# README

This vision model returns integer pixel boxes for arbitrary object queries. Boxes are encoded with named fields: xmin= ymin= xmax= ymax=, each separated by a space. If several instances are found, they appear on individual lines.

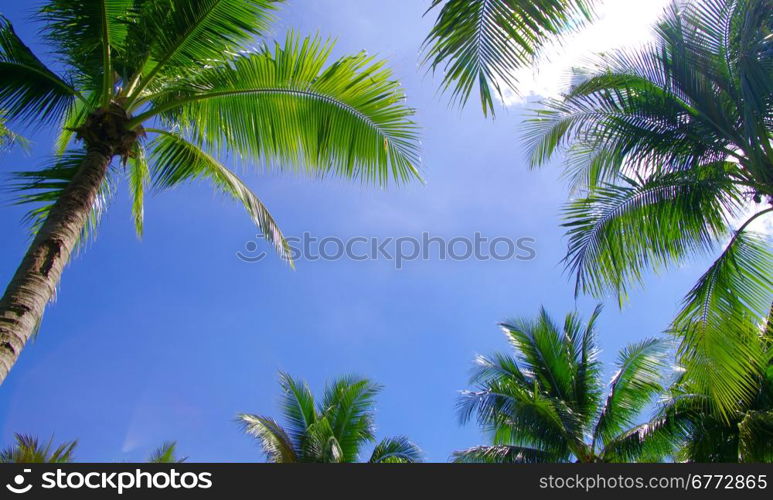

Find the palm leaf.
xmin=0 ymin=114 xmax=27 ymax=151
xmin=452 ymin=444 xmax=557 ymax=463
xmin=738 ymin=410 xmax=773 ymax=462
xmin=0 ymin=434 xmax=76 ymax=463
xmin=600 ymin=414 xmax=686 ymax=463
xmin=562 ymin=166 xmax=744 ymax=299
xmin=127 ymin=142 xmax=149 ymax=237
xmin=368 ymin=436 xmax=422 ymax=463
xmin=320 ymin=376 xmax=380 ymax=462
xmin=423 ymin=0 xmax=597 ymax=116
xmin=0 ymin=15 xmax=80 ymax=126
xmin=592 ymin=338 xmax=668 ymax=449
xmin=10 ymin=151 xmax=115 ymax=247
xmin=147 ymin=441 xmax=186 ymax=463
xmin=137 ymin=33 xmax=421 ymax=185
xmin=147 ymin=130 xmax=291 ymax=263
xmin=124 ymin=0 xmax=278 ymax=101
xmin=238 ymin=413 xmax=298 ymax=463
xmin=276 ymin=372 xmax=317 ymax=456
xmin=500 ymin=308 xmax=580 ymax=406
xmin=673 ymin=217 xmax=773 ymax=419
xmin=38 ymin=0 xmax=132 ymax=99
xmin=459 ymin=359 xmax=574 ymax=458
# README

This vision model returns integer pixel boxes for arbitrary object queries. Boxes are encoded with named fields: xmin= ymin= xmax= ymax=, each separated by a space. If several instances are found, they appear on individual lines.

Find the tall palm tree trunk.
xmin=0 ymin=148 xmax=112 ymax=384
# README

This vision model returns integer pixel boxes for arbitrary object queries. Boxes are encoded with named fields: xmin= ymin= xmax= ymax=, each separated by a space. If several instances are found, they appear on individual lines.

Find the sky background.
xmin=0 ymin=0 xmax=718 ymax=462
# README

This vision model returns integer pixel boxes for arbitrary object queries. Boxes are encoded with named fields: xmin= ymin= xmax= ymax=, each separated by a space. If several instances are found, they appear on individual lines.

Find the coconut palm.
xmin=639 ymin=315 xmax=773 ymax=462
xmin=238 ymin=373 xmax=422 ymax=463
xmin=422 ymin=0 xmax=598 ymax=116
xmin=454 ymin=306 xmax=672 ymax=463
xmin=0 ymin=0 xmax=420 ymax=384
xmin=0 ymin=434 xmax=76 ymax=463
xmin=653 ymin=372 xmax=773 ymax=462
xmin=525 ymin=0 xmax=773 ymax=417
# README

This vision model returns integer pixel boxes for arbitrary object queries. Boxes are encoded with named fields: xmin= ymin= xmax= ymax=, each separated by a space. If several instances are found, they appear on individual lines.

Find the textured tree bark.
xmin=0 ymin=147 xmax=112 ymax=384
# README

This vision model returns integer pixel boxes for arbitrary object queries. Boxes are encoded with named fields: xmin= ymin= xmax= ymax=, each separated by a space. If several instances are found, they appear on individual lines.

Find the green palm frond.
xmin=146 ymin=129 xmax=291 ymax=262
xmin=422 ymin=0 xmax=597 ymax=116
xmin=573 ymin=304 xmax=603 ymax=423
xmin=368 ymin=436 xmax=422 ymax=463
xmin=320 ymin=376 xmax=380 ymax=462
xmin=599 ymin=415 xmax=685 ymax=463
xmin=147 ymin=441 xmax=186 ymax=463
xmin=649 ymin=337 xmax=773 ymax=464
xmin=302 ymin=417 xmax=343 ymax=463
xmin=0 ymin=114 xmax=26 ymax=151
xmin=124 ymin=0 xmax=278 ymax=101
xmin=458 ymin=380 xmax=574 ymax=459
xmin=452 ymin=444 xmax=555 ymax=463
xmin=138 ymin=33 xmax=420 ymax=185
xmin=127 ymin=142 xmax=149 ymax=237
xmin=238 ymin=413 xmax=298 ymax=463
xmin=738 ymin=410 xmax=773 ymax=462
xmin=39 ymin=0 xmax=132 ymax=101
xmin=500 ymin=307 xmax=602 ymax=419
xmin=592 ymin=338 xmax=668 ymax=449
xmin=0 ymin=15 xmax=80 ymax=126
xmin=0 ymin=434 xmax=76 ymax=463
xmin=459 ymin=350 xmax=577 ymax=459
xmin=10 ymin=151 xmax=115 ymax=247
xmin=673 ymin=219 xmax=773 ymax=418
xmin=277 ymin=372 xmax=317 ymax=456
xmin=563 ymin=166 xmax=745 ymax=299
xmin=54 ymin=91 xmax=99 ymax=155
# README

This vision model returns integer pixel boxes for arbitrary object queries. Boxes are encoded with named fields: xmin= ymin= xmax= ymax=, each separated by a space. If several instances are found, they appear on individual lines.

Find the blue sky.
xmin=0 ymin=0 xmax=713 ymax=462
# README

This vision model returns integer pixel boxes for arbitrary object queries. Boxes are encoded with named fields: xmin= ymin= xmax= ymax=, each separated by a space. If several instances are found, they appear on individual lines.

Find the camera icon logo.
xmin=6 ymin=469 xmax=32 ymax=494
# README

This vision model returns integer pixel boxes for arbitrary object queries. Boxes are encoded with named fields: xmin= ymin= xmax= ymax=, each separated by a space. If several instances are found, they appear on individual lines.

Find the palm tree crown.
xmin=0 ymin=0 xmax=421 ymax=384
xmin=455 ymin=306 xmax=671 ymax=463
xmin=525 ymin=0 xmax=772 ymax=416
xmin=239 ymin=373 xmax=422 ymax=463
xmin=0 ymin=434 xmax=76 ymax=463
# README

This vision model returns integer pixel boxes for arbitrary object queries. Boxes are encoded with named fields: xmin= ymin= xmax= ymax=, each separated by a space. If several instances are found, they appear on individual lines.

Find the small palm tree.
xmin=238 ymin=373 xmax=422 ymax=463
xmin=454 ymin=306 xmax=671 ymax=463
xmin=422 ymin=0 xmax=598 ymax=115
xmin=525 ymin=0 xmax=772 ymax=416
xmin=0 ymin=1 xmax=420 ymax=384
xmin=0 ymin=434 xmax=76 ymax=463
xmin=147 ymin=441 xmax=186 ymax=463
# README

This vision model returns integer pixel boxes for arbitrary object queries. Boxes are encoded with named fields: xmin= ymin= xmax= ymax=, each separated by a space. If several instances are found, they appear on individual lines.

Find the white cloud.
xmin=501 ymin=0 xmax=673 ymax=104
xmin=739 ymin=207 xmax=773 ymax=237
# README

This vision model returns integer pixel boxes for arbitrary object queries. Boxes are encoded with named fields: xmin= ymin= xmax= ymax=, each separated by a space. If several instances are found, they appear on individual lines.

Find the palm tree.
xmin=454 ymin=306 xmax=672 ymax=463
xmin=0 ymin=434 xmax=76 ymax=463
xmin=525 ymin=0 xmax=773 ymax=417
xmin=422 ymin=0 xmax=598 ymax=116
xmin=641 ymin=315 xmax=773 ymax=462
xmin=147 ymin=441 xmax=186 ymax=463
xmin=238 ymin=373 xmax=422 ymax=463
xmin=0 ymin=1 xmax=420 ymax=384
